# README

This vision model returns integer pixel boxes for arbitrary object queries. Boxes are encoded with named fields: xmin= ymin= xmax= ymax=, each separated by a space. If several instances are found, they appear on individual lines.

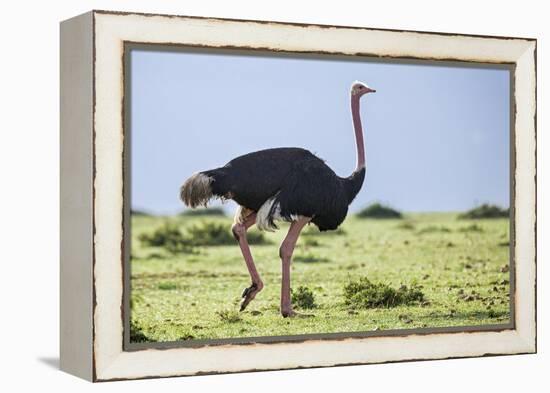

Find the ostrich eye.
xmin=359 ymin=86 xmax=364 ymax=89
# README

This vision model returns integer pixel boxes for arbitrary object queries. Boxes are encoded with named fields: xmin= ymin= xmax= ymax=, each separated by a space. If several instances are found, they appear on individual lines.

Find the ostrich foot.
xmin=281 ymin=308 xmax=314 ymax=318
xmin=240 ymin=282 xmax=263 ymax=311
xmin=281 ymin=308 xmax=296 ymax=318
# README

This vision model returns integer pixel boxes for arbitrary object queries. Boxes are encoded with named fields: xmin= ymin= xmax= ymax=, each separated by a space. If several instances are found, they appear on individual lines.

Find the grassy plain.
xmin=130 ymin=212 xmax=511 ymax=343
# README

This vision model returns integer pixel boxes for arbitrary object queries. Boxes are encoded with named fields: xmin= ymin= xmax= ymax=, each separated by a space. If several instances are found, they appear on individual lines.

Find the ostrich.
xmin=180 ymin=81 xmax=375 ymax=317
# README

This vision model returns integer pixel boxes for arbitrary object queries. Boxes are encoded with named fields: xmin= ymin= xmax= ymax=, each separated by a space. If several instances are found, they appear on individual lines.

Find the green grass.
xmin=130 ymin=212 xmax=511 ymax=343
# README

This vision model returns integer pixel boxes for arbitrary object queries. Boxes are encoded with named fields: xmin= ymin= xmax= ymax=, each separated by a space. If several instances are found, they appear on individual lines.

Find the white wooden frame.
xmin=60 ymin=10 xmax=537 ymax=382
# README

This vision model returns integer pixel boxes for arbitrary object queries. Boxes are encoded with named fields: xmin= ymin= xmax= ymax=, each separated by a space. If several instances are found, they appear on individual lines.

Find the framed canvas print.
xmin=60 ymin=10 xmax=537 ymax=381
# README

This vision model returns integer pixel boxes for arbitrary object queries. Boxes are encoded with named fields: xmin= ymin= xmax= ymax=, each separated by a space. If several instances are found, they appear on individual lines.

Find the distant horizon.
xmin=130 ymin=203 xmax=510 ymax=217
xmin=130 ymin=48 xmax=510 ymax=216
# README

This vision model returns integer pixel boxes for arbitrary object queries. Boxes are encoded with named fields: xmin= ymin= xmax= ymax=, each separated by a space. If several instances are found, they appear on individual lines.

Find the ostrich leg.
xmin=232 ymin=211 xmax=263 ymax=311
xmin=279 ymin=217 xmax=311 ymax=317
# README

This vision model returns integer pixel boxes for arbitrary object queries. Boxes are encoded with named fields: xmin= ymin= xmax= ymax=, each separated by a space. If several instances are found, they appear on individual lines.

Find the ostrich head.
xmin=351 ymin=81 xmax=376 ymax=97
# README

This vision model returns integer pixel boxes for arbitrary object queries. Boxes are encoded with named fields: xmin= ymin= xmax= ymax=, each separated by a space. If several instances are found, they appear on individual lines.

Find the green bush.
xmin=343 ymin=277 xmax=424 ymax=309
xmin=139 ymin=221 xmax=269 ymax=252
xmin=302 ymin=226 xmax=346 ymax=236
xmin=245 ymin=230 xmax=268 ymax=245
xmin=458 ymin=204 xmax=509 ymax=219
xmin=357 ymin=203 xmax=402 ymax=219
xmin=180 ymin=207 xmax=226 ymax=217
xmin=185 ymin=221 xmax=234 ymax=245
xmin=131 ymin=209 xmax=151 ymax=216
xmin=138 ymin=223 xmax=195 ymax=254
xmin=291 ymin=286 xmax=317 ymax=309
xmin=185 ymin=221 xmax=269 ymax=246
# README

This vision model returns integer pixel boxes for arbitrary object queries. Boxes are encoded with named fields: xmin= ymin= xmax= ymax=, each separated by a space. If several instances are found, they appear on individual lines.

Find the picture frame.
xmin=60 ymin=10 xmax=537 ymax=382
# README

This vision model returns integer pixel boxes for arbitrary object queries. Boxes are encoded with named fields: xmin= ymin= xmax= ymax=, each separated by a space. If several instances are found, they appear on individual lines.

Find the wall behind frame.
xmin=59 ymin=11 xmax=94 ymax=381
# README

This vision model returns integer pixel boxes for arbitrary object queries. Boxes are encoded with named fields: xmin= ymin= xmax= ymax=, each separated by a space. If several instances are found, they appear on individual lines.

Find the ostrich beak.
xmin=366 ymin=87 xmax=376 ymax=93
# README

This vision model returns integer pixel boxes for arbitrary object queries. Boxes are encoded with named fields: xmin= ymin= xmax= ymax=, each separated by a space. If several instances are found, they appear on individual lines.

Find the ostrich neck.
xmin=351 ymin=94 xmax=366 ymax=171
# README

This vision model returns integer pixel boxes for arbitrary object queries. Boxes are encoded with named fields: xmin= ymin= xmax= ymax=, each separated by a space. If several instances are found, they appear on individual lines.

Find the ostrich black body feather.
xmin=201 ymin=147 xmax=365 ymax=231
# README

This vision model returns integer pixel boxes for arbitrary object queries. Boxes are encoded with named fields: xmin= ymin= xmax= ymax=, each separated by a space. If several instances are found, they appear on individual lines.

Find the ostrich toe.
xmin=239 ymin=282 xmax=262 ymax=311
xmin=281 ymin=308 xmax=314 ymax=318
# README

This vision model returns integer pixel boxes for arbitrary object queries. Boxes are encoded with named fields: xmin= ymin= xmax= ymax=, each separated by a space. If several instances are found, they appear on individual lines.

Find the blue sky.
xmin=130 ymin=48 xmax=510 ymax=215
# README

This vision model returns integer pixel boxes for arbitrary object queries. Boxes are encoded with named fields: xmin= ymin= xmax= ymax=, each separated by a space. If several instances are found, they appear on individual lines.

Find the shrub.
xmin=343 ymin=277 xmax=425 ymax=309
xmin=139 ymin=221 xmax=270 ymax=253
xmin=185 ymin=221 xmax=269 ymax=246
xmin=302 ymin=226 xmax=346 ymax=237
xmin=357 ymin=203 xmax=402 ymax=219
xmin=138 ymin=223 xmax=195 ymax=254
xmin=291 ymin=286 xmax=317 ymax=309
xmin=180 ymin=207 xmax=226 ymax=217
xmin=458 ymin=204 xmax=509 ymax=219
xmin=185 ymin=221 xmax=234 ymax=245
xmin=131 ymin=209 xmax=151 ymax=216
xmin=246 ymin=230 xmax=268 ymax=245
